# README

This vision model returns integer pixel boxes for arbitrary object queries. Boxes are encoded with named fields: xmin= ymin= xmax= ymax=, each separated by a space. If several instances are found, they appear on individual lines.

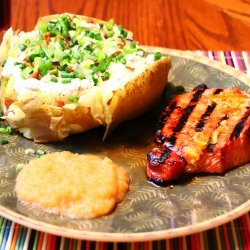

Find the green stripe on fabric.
xmin=0 ymin=218 xmax=7 ymax=247
xmin=32 ymin=231 xmax=39 ymax=250
xmin=234 ymin=219 xmax=243 ymax=249
xmin=16 ymin=226 xmax=24 ymax=250
xmin=19 ymin=227 xmax=28 ymax=249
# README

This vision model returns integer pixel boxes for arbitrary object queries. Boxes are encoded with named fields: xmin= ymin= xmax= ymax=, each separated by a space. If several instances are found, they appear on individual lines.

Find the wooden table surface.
xmin=7 ymin=0 xmax=250 ymax=50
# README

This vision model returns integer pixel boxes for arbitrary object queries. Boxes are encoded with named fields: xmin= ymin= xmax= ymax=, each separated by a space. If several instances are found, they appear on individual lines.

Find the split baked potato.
xmin=0 ymin=13 xmax=171 ymax=142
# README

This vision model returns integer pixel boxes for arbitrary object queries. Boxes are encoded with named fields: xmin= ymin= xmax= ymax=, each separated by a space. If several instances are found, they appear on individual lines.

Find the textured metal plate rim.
xmin=0 ymin=198 xmax=249 ymax=242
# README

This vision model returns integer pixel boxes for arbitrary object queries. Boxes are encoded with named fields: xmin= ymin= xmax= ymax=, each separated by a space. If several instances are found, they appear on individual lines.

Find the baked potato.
xmin=0 ymin=13 xmax=171 ymax=142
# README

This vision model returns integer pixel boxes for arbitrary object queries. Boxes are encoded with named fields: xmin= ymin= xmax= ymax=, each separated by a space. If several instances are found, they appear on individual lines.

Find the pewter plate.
xmin=0 ymin=48 xmax=249 ymax=242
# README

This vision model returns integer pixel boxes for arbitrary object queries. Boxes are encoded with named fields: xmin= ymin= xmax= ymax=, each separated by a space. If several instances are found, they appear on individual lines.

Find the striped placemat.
xmin=0 ymin=51 xmax=250 ymax=250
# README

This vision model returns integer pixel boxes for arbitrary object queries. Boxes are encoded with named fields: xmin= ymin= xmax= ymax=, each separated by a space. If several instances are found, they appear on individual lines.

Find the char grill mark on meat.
xmin=158 ymin=84 xmax=208 ymax=149
xmin=214 ymin=88 xmax=223 ymax=95
xmin=173 ymin=84 xmax=208 ymax=133
xmin=147 ymin=84 xmax=250 ymax=185
xmin=230 ymin=108 xmax=250 ymax=140
xmin=196 ymin=103 xmax=217 ymax=132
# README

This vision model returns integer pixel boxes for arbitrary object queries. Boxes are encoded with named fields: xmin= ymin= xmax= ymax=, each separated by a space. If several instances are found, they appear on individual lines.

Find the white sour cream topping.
xmin=1 ymin=19 xmax=156 ymax=99
xmin=2 ymin=46 xmax=154 ymax=97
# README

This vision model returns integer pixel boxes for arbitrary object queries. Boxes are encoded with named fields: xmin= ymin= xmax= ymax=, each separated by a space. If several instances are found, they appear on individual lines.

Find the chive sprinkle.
xmin=0 ymin=126 xmax=11 ymax=135
xmin=0 ymin=138 xmax=9 ymax=145
xmin=68 ymin=96 xmax=79 ymax=103
xmin=18 ymin=43 xmax=27 ymax=51
xmin=35 ymin=149 xmax=46 ymax=157
xmin=154 ymin=52 xmax=162 ymax=61
xmin=61 ymin=78 xmax=72 ymax=84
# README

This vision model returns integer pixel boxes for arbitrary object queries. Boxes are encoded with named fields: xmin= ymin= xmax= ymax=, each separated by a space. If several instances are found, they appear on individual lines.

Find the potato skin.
xmin=103 ymin=56 xmax=171 ymax=139
xmin=0 ymin=14 xmax=171 ymax=142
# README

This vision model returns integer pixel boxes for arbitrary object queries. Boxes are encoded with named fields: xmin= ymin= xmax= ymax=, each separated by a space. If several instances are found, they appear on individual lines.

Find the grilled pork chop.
xmin=147 ymin=84 xmax=250 ymax=185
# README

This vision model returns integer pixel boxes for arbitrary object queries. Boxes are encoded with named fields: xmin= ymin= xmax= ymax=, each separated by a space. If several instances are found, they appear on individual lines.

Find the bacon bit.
xmin=87 ymin=17 xmax=95 ymax=24
xmin=102 ymin=29 xmax=108 ymax=39
xmin=68 ymin=66 xmax=74 ymax=72
xmin=5 ymin=97 xmax=14 ymax=109
xmin=117 ymin=38 xmax=125 ymax=49
xmin=112 ymin=51 xmax=121 ymax=57
xmin=30 ymin=70 xmax=40 ymax=79
xmin=55 ymin=100 xmax=65 ymax=107
xmin=43 ymin=32 xmax=51 ymax=44
xmin=55 ymin=35 xmax=69 ymax=48
xmin=55 ymin=35 xmax=65 ymax=41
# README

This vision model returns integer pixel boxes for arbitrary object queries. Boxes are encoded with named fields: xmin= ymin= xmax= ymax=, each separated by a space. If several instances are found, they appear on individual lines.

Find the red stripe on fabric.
xmin=190 ymin=234 xmax=197 ymax=250
xmin=144 ymin=241 xmax=149 ymax=250
xmin=10 ymin=224 xmax=20 ymax=250
xmin=99 ymin=241 xmax=104 ymax=250
xmin=68 ymin=238 xmax=73 ymax=250
xmin=50 ymin=235 xmax=56 ymax=250
xmin=37 ymin=232 xmax=44 ymax=250
xmin=196 ymin=233 xmax=201 ymax=250
xmin=46 ymin=234 xmax=51 ymax=250
xmin=223 ymin=224 xmax=231 ymax=250
xmin=134 ymin=242 xmax=139 ymax=250
xmin=178 ymin=236 xmax=183 ymax=250
xmin=242 ymin=215 xmax=250 ymax=247
xmin=86 ymin=240 xmax=90 ymax=250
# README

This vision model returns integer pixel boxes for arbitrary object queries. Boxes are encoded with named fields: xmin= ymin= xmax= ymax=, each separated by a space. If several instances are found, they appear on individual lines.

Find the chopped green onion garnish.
xmin=29 ymin=53 xmax=40 ymax=62
xmin=51 ymin=77 xmax=58 ymax=83
xmin=57 ymin=64 xmax=68 ymax=71
xmin=39 ymin=60 xmax=52 ymax=77
xmin=94 ymin=33 xmax=102 ymax=41
xmin=16 ymin=163 xmax=24 ymax=172
xmin=154 ymin=52 xmax=162 ymax=61
xmin=39 ymin=23 xmax=48 ymax=34
xmin=84 ymin=45 xmax=93 ymax=52
xmin=14 ymin=62 xmax=26 ymax=69
xmin=105 ymin=19 xmax=114 ymax=31
xmin=0 ymin=126 xmax=11 ymax=134
xmin=68 ymin=96 xmax=79 ymax=103
xmin=61 ymin=78 xmax=72 ymax=84
xmin=35 ymin=149 xmax=46 ymax=157
xmin=18 ymin=43 xmax=27 ymax=51
xmin=76 ymin=73 xmax=84 ymax=79
xmin=103 ymin=71 xmax=110 ymax=80
xmin=2 ymin=59 xmax=6 ymax=67
xmin=60 ymin=72 xmax=75 ymax=78
xmin=130 ymin=42 xmax=136 ymax=49
xmin=118 ymin=25 xmax=128 ymax=38
xmin=50 ymin=70 xmax=58 ymax=76
xmin=25 ymin=39 xmax=31 ymax=44
xmin=21 ymin=66 xmax=34 ymax=79
xmin=0 ymin=138 xmax=9 ymax=145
